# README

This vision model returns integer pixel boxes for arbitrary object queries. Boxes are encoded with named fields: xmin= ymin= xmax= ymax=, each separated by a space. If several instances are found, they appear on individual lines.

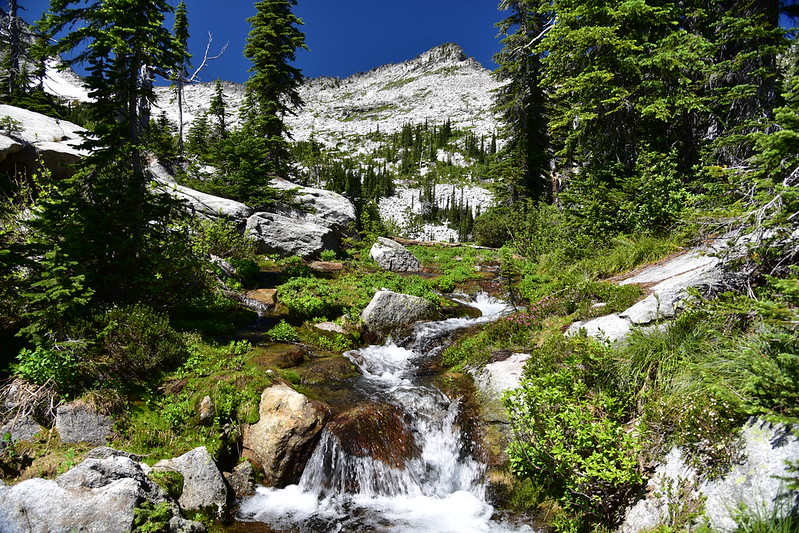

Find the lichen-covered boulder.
xmin=0 ymin=449 xmax=198 ymax=533
xmin=268 ymin=177 xmax=357 ymax=236
xmin=370 ymin=237 xmax=422 ymax=272
xmin=360 ymin=289 xmax=439 ymax=336
xmin=242 ymin=384 xmax=329 ymax=487
xmin=153 ymin=446 xmax=228 ymax=519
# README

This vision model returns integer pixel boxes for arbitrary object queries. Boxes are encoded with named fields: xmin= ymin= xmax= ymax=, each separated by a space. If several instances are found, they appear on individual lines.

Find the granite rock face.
xmin=154 ymin=446 xmax=228 ymax=519
xmin=55 ymin=401 xmax=113 ymax=445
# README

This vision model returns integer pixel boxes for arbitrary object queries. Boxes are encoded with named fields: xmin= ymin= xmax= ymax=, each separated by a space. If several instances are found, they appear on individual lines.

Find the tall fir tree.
xmin=493 ymin=0 xmax=551 ymax=205
xmin=171 ymin=0 xmax=191 ymax=154
xmin=242 ymin=0 xmax=307 ymax=177
xmin=35 ymin=0 xmax=184 ymax=305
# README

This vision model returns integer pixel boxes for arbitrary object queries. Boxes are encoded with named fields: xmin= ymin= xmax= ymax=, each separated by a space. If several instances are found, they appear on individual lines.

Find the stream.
xmin=236 ymin=294 xmax=536 ymax=533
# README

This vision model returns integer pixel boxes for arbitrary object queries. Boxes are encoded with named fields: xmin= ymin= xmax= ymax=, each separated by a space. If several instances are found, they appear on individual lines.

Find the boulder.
xmin=223 ymin=461 xmax=256 ymax=498
xmin=198 ymin=396 xmax=215 ymax=426
xmin=327 ymin=403 xmax=419 ymax=469
xmin=246 ymin=288 xmax=278 ymax=307
xmin=156 ymin=181 xmax=254 ymax=226
xmin=246 ymin=211 xmax=341 ymax=259
xmin=370 ymin=237 xmax=422 ymax=272
xmin=268 ymin=177 xmax=357 ymax=236
xmin=0 ymin=414 xmax=43 ymax=452
xmin=242 ymin=384 xmax=329 ymax=487
xmin=619 ymin=419 xmax=799 ymax=533
xmin=0 ymin=104 xmax=88 ymax=180
xmin=153 ymin=446 xmax=228 ymax=518
xmin=55 ymin=401 xmax=113 ymax=445
xmin=0 ymin=451 xmax=189 ymax=533
xmin=360 ymin=289 xmax=439 ymax=336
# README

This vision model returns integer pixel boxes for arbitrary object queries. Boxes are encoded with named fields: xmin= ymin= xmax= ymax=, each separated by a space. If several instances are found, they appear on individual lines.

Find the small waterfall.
xmin=237 ymin=293 xmax=534 ymax=533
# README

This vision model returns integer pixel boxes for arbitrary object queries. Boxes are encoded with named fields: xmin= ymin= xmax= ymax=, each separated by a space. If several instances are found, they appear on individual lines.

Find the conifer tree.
xmin=493 ymin=0 xmax=551 ymax=204
xmin=208 ymin=79 xmax=228 ymax=140
xmin=241 ymin=0 xmax=307 ymax=177
xmin=171 ymin=0 xmax=190 ymax=153
xmin=35 ymin=0 xmax=183 ymax=304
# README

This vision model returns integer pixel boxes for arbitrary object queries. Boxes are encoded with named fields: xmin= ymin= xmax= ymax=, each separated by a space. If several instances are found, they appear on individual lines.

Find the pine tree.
xmin=208 ymin=79 xmax=228 ymax=140
xmin=171 ymin=0 xmax=191 ymax=154
xmin=242 ymin=0 xmax=307 ymax=177
xmin=493 ymin=0 xmax=551 ymax=204
xmin=36 ymin=0 xmax=184 ymax=304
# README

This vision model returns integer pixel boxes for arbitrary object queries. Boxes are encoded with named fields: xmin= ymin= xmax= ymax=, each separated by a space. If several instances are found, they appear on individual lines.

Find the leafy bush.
xmin=80 ymin=304 xmax=188 ymax=391
xmin=505 ymin=336 xmax=641 ymax=525
xmin=268 ymin=320 xmax=299 ymax=342
xmin=13 ymin=347 xmax=80 ymax=392
xmin=192 ymin=218 xmax=258 ymax=262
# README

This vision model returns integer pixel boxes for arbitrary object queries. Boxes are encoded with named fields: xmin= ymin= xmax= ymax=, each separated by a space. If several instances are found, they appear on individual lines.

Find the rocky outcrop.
xmin=268 ymin=177 xmax=357 ymax=237
xmin=246 ymin=211 xmax=341 ymax=259
xmin=55 ymin=401 xmax=113 ymax=445
xmin=0 ymin=104 xmax=88 ymax=180
xmin=360 ymin=289 xmax=439 ymax=336
xmin=0 ymin=449 xmax=201 ymax=533
xmin=370 ymin=237 xmax=422 ymax=272
xmin=620 ymin=419 xmax=799 ymax=533
xmin=242 ymin=384 xmax=329 ymax=487
xmin=153 ymin=446 xmax=228 ymax=519
xmin=568 ymin=244 xmax=727 ymax=342
xmin=0 ymin=415 xmax=42 ymax=452
xmin=156 ymin=181 xmax=254 ymax=226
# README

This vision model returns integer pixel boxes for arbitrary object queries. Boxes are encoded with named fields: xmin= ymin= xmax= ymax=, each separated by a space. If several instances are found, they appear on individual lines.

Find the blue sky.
xmin=20 ymin=1 xmax=506 ymax=83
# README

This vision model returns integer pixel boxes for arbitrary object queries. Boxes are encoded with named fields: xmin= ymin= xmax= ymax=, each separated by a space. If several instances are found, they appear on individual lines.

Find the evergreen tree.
xmin=493 ymin=0 xmax=551 ymax=204
xmin=242 ymin=0 xmax=307 ymax=177
xmin=171 ymin=0 xmax=191 ymax=154
xmin=35 ymin=0 xmax=184 ymax=304
xmin=208 ymin=79 xmax=228 ymax=140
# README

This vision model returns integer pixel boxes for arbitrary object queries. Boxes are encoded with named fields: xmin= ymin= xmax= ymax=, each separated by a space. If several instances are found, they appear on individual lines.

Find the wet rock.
xmin=327 ymin=403 xmax=419 ymax=468
xmin=198 ymin=396 xmax=215 ymax=426
xmin=55 ymin=401 xmax=113 ymax=445
xmin=223 ymin=460 xmax=256 ymax=498
xmin=242 ymin=383 xmax=329 ymax=487
xmin=370 ymin=237 xmax=422 ymax=272
xmin=246 ymin=211 xmax=341 ymax=259
xmin=154 ymin=446 xmax=228 ymax=519
xmin=361 ymin=289 xmax=439 ymax=336
xmin=246 ymin=288 xmax=278 ymax=307
xmin=0 ymin=452 xmax=177 ymax=533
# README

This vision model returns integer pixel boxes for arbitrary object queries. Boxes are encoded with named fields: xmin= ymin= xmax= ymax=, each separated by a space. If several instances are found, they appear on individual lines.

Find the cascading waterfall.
xmin=237 ymin=293 xmax=535 ymax=533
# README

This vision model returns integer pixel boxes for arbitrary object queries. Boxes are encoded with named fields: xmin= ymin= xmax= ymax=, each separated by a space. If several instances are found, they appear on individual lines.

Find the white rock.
xmin=246 ymin=211 xmax=341 ymax=259
xmin=370 ymin=237 xmax=422 ymax=272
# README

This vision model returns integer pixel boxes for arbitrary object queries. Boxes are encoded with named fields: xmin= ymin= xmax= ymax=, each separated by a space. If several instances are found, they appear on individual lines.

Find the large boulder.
xmin=246 ymin=211 xmax=341 ymax=259
xmin=242 ymin=383 xmax=329 ymax=487
xmin=156 ymin=181 xmax=254 ymax=226
xmin=0 ymin=450 xmax=199 ymax=533
xmin=153 ymin=446 xmax=228 ymax=519
xmin=0 ymin=104 xmax=87 ymax=180
xmin=360 ymin=289 xmax=439 ymax=336
xmin=619 ymin=419 xmax=799 ymax=533
xmin=268 ymin=177 xmax=357 ymax=236
xmin=55 ymin=401 xmax=113 ymax=445
xmin=0 ymin=415 xmax=42 ymax=452
xmin=370 ymin=237 xmax=422 ymax=272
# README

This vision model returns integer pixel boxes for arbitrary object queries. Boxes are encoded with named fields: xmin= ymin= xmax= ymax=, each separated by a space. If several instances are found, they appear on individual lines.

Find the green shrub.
xmin=320 ymin=249 xmax=338 ymax=261
xmin=192 ymin=218 xmax=258 ymax=262
xmin=473 ymin=206 xmax=514 ymax=248
xmin=133 ymin=501 xmax=172 ymax=533
xmin=230 ymin=258 xmax=260 ymax=288
xmin=12 ymin=347 xmax=80 ymax=392
xmin=268 ymin=320 xmax=299 ymax=342
xmin=505 ymin=342 xmax=641 ymax=524
xmin=88 ymin=305 xmax=188 ymax=389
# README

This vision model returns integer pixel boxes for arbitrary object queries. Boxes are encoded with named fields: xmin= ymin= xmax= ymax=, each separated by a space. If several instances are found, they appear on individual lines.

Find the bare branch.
xmin=188 ymin=32 xmax=229 ymax=82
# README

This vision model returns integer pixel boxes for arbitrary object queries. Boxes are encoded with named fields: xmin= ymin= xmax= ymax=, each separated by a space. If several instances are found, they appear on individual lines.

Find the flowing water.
xmin=237 ymin=294 xmax=535 ymax=533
